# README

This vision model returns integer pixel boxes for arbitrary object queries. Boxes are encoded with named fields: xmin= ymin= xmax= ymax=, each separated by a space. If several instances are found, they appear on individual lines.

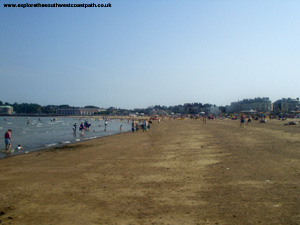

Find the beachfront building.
xmin=227 ymin=97 xmax=272 ymax=113
xmin=56 ymin=107 xmax=103 ymax=116
xmin=179 ymin=103 xmax=214 ymax=115
xmin=172 ymin=105 xmax=185 ymax=114
xmin=0 ymin=106 xmax=14 ymax=114
xmin=209 ymin=105 xmax=221 ymax=114
xmin=273 ymin=98 xmax=300 ymax=114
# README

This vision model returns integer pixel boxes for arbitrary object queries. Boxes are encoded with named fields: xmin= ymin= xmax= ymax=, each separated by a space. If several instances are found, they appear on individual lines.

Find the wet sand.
xmin=0 ymin=118 xmax=300 ymax=224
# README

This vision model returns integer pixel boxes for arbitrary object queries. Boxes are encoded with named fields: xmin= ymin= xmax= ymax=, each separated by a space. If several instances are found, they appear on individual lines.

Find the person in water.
xmin=16 ymin=144 xmax=23 ymax=151
xmin=84 ymin=121 xmax=91 ymax=131
xmin=4 ymin=129 xmax=12 ymax=150
xmin=73 ymin=123 xmax=77 ymax=132
xmin=79 ymin=122 xmax=85 ymax=134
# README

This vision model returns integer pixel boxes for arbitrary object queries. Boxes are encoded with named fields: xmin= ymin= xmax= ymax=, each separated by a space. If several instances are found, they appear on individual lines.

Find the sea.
xmin=0 ymin=116 xmax=132 ymax=159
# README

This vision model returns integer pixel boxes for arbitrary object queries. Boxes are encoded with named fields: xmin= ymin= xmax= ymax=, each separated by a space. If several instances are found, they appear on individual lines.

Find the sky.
xmin=1 ymin=0 xmax=300 ymax=109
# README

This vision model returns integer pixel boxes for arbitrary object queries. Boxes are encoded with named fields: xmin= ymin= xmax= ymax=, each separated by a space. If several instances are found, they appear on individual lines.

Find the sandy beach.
xmin=0 ymin=118 xmax=300 ymax=224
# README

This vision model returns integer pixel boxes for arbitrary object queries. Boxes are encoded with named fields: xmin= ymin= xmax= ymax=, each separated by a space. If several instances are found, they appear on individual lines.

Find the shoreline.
xmin=0 ymin=127 xmax=133 ymax=160
xmin=0 ymin=116 xmax=141 ymax=159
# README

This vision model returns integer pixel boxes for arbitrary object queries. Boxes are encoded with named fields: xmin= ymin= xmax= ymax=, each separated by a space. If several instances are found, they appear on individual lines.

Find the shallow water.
xmin=0 ymin=116 xmax=131 ymax=159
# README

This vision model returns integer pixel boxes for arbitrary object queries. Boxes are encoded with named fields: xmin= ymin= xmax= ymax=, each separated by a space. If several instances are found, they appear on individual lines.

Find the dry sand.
xmin=0 ymin=118 xmax=300 ymax=224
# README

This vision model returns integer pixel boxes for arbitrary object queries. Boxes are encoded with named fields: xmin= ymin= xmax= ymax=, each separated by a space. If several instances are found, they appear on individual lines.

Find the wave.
xmin=84 ymin=136 xmax=97 ymax=140
xmin=45 ymin=143 xmax=58 ymax=147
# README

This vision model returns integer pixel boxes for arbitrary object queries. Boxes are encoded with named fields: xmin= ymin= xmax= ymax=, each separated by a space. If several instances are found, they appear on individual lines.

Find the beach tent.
xmin=240 ymin=109 xmax=256 ymax=114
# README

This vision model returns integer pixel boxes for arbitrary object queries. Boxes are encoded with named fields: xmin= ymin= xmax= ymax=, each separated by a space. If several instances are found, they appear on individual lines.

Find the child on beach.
xmin=16 ymin=145 xmax=23 ymax=151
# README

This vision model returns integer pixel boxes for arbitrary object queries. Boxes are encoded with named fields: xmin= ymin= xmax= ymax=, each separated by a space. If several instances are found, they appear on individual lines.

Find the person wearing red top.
xmin=4 ymin=129 xmax=12 ymax=150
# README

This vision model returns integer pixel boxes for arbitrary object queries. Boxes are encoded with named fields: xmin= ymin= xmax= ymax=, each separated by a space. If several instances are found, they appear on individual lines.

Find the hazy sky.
xmin=1 ymin=0 xmax=299 ymax=109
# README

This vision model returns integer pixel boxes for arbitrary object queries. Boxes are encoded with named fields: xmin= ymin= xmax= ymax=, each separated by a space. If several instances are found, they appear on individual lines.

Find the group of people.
xmin=240 ymin=115 xmax=252 ymax=127
xmin=73 ymin=119 xmax=111 ymax=134
xmin=131 ymin=119 xmax=152 ymax=132
xmin=73 ymin=120 xmax=93 ymax=134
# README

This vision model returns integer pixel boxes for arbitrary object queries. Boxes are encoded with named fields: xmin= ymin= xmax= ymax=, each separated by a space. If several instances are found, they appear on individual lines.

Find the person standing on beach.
xmin=135 ymin=122 xmax=139 ymax=132
xmin=131 ymin=120 xmax=135 ymax=132
xmin=120 ymin=125 xmax=122 ymax=132
xmin=143 ymin=120 xmax=147 ymax=132
xmin=247 ymin=117 xmax=252 ymax=125
xmin=240 ymin=115 xmax=245 ymax=128
xmin=4 ymin=129 xmax=12 ymax=150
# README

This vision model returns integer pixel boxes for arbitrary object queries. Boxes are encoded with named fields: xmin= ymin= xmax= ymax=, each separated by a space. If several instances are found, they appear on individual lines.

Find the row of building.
xmin=144 ymin=97 xmax=300 ymax=115
xmin=226 ymin=97 xmax=300 ymax=114
xmin=55 ymin=108 xmax=105 ymax=116
xmin=1 ymin=97 xmax=299 ymax=115
xmin=0 ymin=106 xmax=104 ymax=116
xmin=171 ymin=103 xmax=221 ymax=115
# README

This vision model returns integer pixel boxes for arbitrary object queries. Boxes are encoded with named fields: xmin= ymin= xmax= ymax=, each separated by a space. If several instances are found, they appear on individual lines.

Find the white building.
xmin=227 ymin=97 xmax=272 ymax=113
xmin=56 ymin=108 xmax=103 ymax=116
xmin=0 ymin=106 xmax=13 ymax=114
xmin=273 ymin=98 xmax=300 ymax=114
